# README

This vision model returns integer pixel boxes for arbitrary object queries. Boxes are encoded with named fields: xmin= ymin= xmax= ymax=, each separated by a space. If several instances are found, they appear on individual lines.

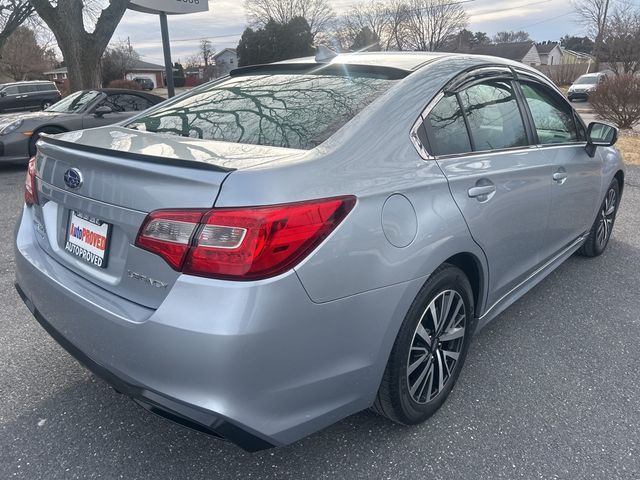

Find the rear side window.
xmin=424 ymin=94 xmax=471 ymax=156
xmin=101 ymin=94 xmax=153 ymax=112
xmin=37 ymin=84 xmax=55 ymax=92
xmin=458 ymin=81 xmax=528 ymax=151
xmin=127 ymin=73 xmax=397 ymax=150
xmin=18 ymin=85 xmax=37 ymax=93
xmin=520 ymin=82 xmax=578 ymax=145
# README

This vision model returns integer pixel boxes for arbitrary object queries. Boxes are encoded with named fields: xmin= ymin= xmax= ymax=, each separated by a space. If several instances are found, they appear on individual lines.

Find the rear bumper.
xmin=14 ymin=206 xmax=422 ymax=450
xmin=14 ymin=282 xmax=273 ymax=451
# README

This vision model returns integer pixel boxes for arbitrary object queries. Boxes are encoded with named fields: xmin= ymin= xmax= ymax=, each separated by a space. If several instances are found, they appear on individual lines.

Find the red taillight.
xmin=135 ymin=196 xmax=356 ymax=280
xmin=24 ymin=156 xmax=38 ymax=206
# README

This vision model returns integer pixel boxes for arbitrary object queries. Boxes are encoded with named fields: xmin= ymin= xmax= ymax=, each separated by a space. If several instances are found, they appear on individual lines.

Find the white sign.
xmin=128 ymin=0 xmax=209 ymax=15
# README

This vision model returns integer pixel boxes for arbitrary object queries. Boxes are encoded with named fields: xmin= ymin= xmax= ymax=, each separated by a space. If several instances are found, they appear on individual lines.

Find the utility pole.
xmin=594 ymin=0 xmax=610 ymax=71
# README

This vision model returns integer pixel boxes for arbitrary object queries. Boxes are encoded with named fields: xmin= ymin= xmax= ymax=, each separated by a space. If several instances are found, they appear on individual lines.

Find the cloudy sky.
xmin=112 ymin=0 xmax=585 ymax=66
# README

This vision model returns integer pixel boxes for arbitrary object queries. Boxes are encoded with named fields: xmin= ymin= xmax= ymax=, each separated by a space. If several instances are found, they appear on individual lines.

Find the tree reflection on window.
xmin=127 ymin=74 xmax=395 ymax=150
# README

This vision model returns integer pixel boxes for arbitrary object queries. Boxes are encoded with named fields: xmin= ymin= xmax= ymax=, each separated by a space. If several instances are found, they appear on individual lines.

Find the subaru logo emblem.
xmin=64 ymin=168 xmax=83 ymax=189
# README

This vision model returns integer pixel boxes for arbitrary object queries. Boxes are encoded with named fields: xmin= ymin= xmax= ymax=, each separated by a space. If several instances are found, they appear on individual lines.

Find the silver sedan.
xmin=14 ymin=52 xmax=624 ymax=451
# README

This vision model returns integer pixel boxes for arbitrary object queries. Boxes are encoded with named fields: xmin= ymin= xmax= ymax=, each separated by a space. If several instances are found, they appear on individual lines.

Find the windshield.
xmin=126 ymin=72 xmax=397 ymax=150
xmin=45 ymin=90 xmax=102 ymax=113
xmin=574 ymin=76 xmax=597 ymax=85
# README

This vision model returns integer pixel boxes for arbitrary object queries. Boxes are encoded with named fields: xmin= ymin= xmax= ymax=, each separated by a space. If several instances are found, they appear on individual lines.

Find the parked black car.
xmin=132 ymin=77 xmax=155 ymax=91
xmin=0 ymin=81 xmax=62 ymax=113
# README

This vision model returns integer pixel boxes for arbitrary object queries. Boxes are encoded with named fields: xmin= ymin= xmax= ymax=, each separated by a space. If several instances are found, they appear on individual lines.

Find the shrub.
xmin=106 ymin=79 xmax=143 ymax=90
xmin=590 ymin=74 xmax=640 ymax=130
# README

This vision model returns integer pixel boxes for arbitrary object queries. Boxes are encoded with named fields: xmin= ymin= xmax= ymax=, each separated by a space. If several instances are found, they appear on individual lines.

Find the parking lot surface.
xmin=1 ymin=163 xmax=639 ymax=479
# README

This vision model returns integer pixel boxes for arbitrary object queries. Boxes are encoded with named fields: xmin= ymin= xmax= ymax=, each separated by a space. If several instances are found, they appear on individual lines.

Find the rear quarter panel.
xmin=215 ymin=57 xmax=491 ymax=305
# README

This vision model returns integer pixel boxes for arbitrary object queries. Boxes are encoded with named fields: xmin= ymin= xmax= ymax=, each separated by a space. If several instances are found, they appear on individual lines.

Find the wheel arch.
xmin=443 ymin=252 xmax=486 ymax=317
xmin=29 ymin=125 xmax=69 ymax=156
xmin=614 ymin=169 xmax=625 ymax=198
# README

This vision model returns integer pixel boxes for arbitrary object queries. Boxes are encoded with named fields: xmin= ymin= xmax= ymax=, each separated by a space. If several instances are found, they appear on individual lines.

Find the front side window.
xmin=127 ymin=72 xmax=397 ymax=150
xmin=458 ymin=80 xmax=528 ymax=151
xmin=424 ymin=94 xmax=471 ymax=156
xmin=3 ymin=86 xmax=19 ymax=95
xmin=520 ymin=82 xmax=578 ymax=145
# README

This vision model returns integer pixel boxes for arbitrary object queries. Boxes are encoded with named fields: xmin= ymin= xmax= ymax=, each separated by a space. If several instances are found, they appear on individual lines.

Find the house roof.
xmin=43 ymin=66 xmax=68 ymax=75
xmin=562 ymin=48 xmax=594 ymax=60
xmin=213 ymin=48 xmax=237 ymax=59
xmin=471 ymin=42 xmax=536 ymax=61
xmin=130 ymin=59 xmax=165 ymax=71
xmin=536 ymin=42 xmax=560 ymax=54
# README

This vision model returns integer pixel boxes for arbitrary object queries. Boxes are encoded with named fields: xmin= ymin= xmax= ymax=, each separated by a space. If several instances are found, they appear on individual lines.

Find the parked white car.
xmin=568 ymin=72 xmax=608 ymax=101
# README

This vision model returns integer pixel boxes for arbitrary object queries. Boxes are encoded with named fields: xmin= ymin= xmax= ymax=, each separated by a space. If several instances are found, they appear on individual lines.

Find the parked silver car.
xmin=14 ymin=52 xmax=624 ymax=451
xmin=0 ymin=88 xmax=163 ymax=162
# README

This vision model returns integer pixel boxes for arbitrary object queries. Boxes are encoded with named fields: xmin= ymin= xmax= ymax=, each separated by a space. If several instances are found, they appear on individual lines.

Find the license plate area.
xmin=65 ymin=210 xmax=111 ymax=269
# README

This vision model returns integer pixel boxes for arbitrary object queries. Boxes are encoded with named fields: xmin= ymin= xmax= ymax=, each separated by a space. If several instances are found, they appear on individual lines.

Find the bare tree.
xmin=200 ymin=39 xmax=215 ymax=66
xmin=573 ymin=0 xmax=613 ymax=69
xmin=340 ymin=1 xmax=392 ymax=50
xmin=101 ymin=40 xmax=140 ymax=86
xmin=244 ymin=0 xmax=335 ymax=38
xmin=29 ymin=0 xmax=130 ymax=91
xmin=0 ymin=0 xmax=34 ymax=53
xmin=1 ymin=25 xmax=49 ymax=80
xmin=403 ymin=0 xmax=468 ymax=52
xmin=601 ymin=7 xmax=640 ymax=75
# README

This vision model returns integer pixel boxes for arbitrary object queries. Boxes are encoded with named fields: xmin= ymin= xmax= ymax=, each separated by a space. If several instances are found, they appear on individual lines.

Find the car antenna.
xmin=315 ymin=45 xmax=338 ymax=63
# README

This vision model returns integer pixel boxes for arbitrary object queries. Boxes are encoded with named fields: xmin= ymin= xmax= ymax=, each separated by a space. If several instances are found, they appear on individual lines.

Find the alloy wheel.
xmin=596 ymin=187 xmax=617 ymax=249
xmin=406 ymin=290 xmax=466 ymax=405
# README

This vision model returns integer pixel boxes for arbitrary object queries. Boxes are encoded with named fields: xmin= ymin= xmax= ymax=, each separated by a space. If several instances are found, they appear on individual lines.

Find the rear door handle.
xmin=553 ymin=170 xmax=568 ymax=183
xmin=468 ymin=185 xmax=496 ymax=198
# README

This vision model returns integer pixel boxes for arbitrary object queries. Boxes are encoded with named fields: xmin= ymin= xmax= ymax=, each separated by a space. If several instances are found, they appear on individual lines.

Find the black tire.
xmin=372 ymin=264 xmax=476 ymax=425
xmin=28 ymin=127 xmax=65 ymax=157
xmin=578 ymin=178 xmax=620 ymax=257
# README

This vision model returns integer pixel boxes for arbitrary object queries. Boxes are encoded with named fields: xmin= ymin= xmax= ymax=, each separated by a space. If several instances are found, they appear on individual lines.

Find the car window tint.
xmin=127 ymin=73 xmax=397 ymax=150
xmin=18 ymin=85 xmax=37 ymax=93
xmin=101 ymin=94 xmax=153 ymax=112
xmin=3 ymin=86 xmax=18 ymax=95
xmin=458 ymin=81 xmax=528 ymax=151
xmin=37 ymin=84 xmax=53 ymax=92
xmin=520 ymin=82 xmax=578 ymax=145
xmin=425 ymin=94 xmax=471 ymax=156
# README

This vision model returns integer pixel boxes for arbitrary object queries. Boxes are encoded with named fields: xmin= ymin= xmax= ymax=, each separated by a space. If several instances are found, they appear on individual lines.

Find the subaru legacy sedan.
xmin=14 ymin=52 xmax=624 ymax=451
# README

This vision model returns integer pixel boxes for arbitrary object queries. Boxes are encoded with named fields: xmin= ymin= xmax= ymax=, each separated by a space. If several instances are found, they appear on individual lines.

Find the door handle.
xmin=468 ymin=185 xmax=496 ymax=198
xmin=553 ymin=170 xmax=568 ymax=184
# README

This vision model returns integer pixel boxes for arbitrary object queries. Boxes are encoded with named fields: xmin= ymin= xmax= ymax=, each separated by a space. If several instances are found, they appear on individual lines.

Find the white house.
xmin=536 ymin=43 xmax=564 ymax=66
xmin=214 ymin=49 xmax=238 ymax=77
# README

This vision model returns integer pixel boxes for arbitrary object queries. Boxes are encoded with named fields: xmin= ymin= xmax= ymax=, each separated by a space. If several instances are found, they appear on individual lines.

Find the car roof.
xmin=278 ymin=52 xmax=452 ymax=71
xmin=0 ymin=80 xmax=54 ymax=87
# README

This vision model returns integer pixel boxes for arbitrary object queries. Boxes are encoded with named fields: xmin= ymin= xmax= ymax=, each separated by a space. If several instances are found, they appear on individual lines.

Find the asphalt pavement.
xmin=1 ymin=162 xmax=640 ymax=480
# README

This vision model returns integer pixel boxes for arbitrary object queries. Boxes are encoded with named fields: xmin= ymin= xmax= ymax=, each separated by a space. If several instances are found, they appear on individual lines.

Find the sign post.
xmin=128 ymin=1 xmax=210 ymax=98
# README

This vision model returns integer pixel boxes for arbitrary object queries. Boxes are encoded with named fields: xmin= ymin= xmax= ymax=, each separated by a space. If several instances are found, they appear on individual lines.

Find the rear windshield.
xmin=126 ymin=72 xmax=398 ymax=150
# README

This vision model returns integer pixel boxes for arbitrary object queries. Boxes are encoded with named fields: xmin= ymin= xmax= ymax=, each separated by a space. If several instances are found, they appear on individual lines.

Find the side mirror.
xmin=93 ymin=105 xmax=113 ymax=118
xmin=0 ymin=92 xmax=6 ymax=97
xmin=586 ymin=121 xmax=618 ymax=157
